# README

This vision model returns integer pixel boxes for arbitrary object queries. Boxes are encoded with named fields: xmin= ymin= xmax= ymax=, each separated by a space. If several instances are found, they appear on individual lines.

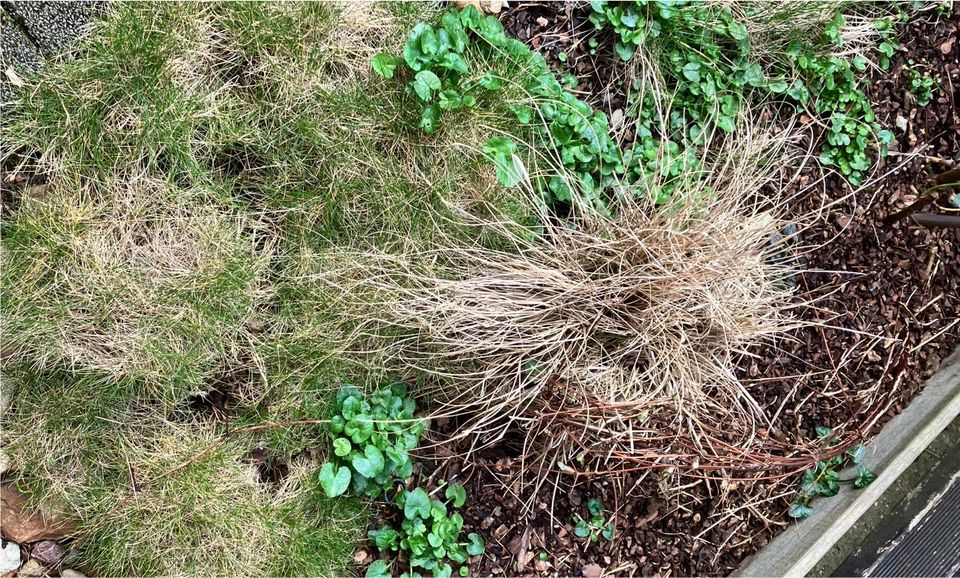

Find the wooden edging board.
xmin=735 ymin=348 xmax=960 ymax=578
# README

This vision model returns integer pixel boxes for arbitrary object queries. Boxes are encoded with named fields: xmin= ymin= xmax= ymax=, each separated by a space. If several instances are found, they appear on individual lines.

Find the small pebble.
xmin=18 ymin=558 xmax=45 ymax=577
xmin=0 ymin=541 xmax=21 ymax=573
xmin=31 ymin=541 xmax=65 ymax=566
xmin=61 ymin=570 xmax=88 ymax=578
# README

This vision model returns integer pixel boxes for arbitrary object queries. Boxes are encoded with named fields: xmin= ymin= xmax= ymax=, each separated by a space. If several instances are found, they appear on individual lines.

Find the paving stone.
xmin=3 ymin=1 xmax=103 ymax=56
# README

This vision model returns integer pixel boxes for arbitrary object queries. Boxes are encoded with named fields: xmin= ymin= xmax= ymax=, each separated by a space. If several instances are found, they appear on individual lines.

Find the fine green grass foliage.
xmin=0 ymin=368 xmax=367 ymax=577
xmin=0 ymin=1 xmax=533 ymax=576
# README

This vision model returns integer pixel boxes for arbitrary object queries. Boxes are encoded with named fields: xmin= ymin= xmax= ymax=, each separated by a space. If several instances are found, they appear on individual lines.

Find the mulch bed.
xmin=405 ymin=4 xmax=960 ymax=577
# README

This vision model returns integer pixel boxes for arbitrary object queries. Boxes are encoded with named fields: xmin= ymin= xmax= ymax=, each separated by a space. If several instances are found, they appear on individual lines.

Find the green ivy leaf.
xmin=847 ymin=444 xmax=866 ymax=465
xmin=615 ymin=41 xmax=636 ymax=61
xmin=768 ymin=80 xmax=789 ymax=94
xmin=420 ymin=27 xmax=439 ymax=55
xmin=369 ymin=526 xmax=401 ymax=551
xmin=413 ymin=71 xmax=442 ymax=101
xmin=727 ymin=20 xmax=748 ymax=41
xmin=420 ymin=105 xmax=441 ymax=133
xmin=466 ymin=532 xmax=485 ymax=556
xmin=602 ymin=520 xmax=615 ymax=541
xmin=508 ymin=104 xmax=532 ymax=124
xmin=341 ymin=396 xmax=362 ymax=419
xmin=478 ymin=71 xmax=503 ymax=91
xmin=445 ymin=484 xmax=467 ymax=508
xmin=440 ymin=53 xmax=469 ymax=74
xmin=716 ymin=115 xmax=736 ymax=133
xmin=573 ymin=516 xmax=591 ymax=538
xmin=345 ymin=419 xmax=374 ymax=444
xmin=681 ymin=62 xmax=700 ymax=83
xmin=366 ymin=560 xmax=392 ymax=578
xmin=587 ymin=498 xmax=604 ymax=516
xmin=352 ymin=444 xmax=385 ymax=478
xmin=404 ymin=488 xmax=432 ymax=519
xmin=333 ymin=438 xmax=352 ymax=457
xmin=854 ymin=466 xmax=877 ymax=488
xmin=318 ymin=462 xmax=351 ymax=497
xmin=742 ymin=63 xmax=765 ymax=87
xmin=438 ymin=89 xmax=462 ymax=111
xmin=788 ymin=502 xmax=813 ymax=519
xmin=371 ymin=54 xmax=398 ymax=79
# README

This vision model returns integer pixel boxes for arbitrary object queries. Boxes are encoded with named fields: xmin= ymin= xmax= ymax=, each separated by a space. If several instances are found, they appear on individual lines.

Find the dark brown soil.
xmin=407 ymin=5 xmax=960 ymax=577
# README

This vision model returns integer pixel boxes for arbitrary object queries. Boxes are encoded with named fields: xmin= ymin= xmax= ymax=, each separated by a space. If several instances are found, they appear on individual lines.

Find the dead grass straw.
xmin=311 ymin=126 xmax=823 ymax=503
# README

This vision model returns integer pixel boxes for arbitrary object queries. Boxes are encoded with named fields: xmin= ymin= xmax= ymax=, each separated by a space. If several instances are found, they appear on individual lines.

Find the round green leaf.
xmin=466 ymin=532 xmax=485 ymax=556
xmin=352 ymin=444 xmax=385 ymax=478
xmin=413 ymin=70 xmax=441 ymax=101
xmin=445 ymin=484 xmax=467 ymax=508
xmin=403 ymin=487 xmax=432 ymax=519
xmin=318 ymin=462 xmax=351 ymax=497
xmin=333 ymin=437 xmax=352 ymax=457
xmin=371 ymin=54 xmax=398 ymax=79
xmin=365 ymin=560 xmax=391 ymax=578
xmin=788 ymin=502 xmax=813 ymax=518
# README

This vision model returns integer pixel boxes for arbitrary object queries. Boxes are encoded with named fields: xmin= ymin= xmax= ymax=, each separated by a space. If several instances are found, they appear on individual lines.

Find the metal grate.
xmin=866 ymin=472 xmax=960 ymax=577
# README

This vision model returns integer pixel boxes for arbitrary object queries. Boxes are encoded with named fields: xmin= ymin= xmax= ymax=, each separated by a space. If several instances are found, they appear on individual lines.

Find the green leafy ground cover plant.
xmin=373 ymin=5 xmax=624 ymax=209
xmin=588 ymin=1 xmax=898 ymax=187
xmin=367 ymin=483 xmax=484 ymax=578
xmin=788 ymin=427 xmax=877 ymax=519
xmin=572 ymin=498 xmax=615 ymax=544
xmin=320 ymin=383 xmax=425 ymax=499
xmin=905 ymin=61 xmax=937 ymax=106
xmin=317 ymin=385 xmax=482 ymax=577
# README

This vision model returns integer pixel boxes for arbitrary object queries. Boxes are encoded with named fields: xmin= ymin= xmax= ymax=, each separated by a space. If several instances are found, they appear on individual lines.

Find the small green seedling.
xmin=788 ymin=427 xmax=877 ymax=519
xmin=905 ymin=63 xmax=936 ymax=107
xmin=572 ymin=498 xmax=615 ymax=543
xmin=587 ymin=37 xmax=599 ymax=55
xmin=368 ymin=481 xmax=484 ymax=578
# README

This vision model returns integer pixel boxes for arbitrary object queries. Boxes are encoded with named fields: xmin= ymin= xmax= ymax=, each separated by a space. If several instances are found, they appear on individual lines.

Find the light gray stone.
xmin=60 ymin=570 xmax=88 ymax=578
xmin=0 ymin=541 xmax=20 ymax=574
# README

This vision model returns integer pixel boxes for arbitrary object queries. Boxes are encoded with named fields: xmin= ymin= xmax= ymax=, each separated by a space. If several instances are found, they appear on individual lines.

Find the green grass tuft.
xmin=1 ymin=1 xmax=531 ymax=575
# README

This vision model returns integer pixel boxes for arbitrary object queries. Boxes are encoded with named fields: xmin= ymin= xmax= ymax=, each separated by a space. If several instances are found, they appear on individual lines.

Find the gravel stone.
xmin=0 ymin=540 xmax=21 ymax=574
xmin=18 ymin=558 xmax=44 ymax=577
xmin=31 ymin=541 xmax=65 ymax=567
xmin=60 ymin=570 xmax=87 ymax=578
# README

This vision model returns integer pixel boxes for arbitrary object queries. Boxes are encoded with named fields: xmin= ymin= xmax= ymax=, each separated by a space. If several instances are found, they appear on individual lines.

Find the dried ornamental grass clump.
xmin=321 ymin=134 xmax=816 ymax=489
